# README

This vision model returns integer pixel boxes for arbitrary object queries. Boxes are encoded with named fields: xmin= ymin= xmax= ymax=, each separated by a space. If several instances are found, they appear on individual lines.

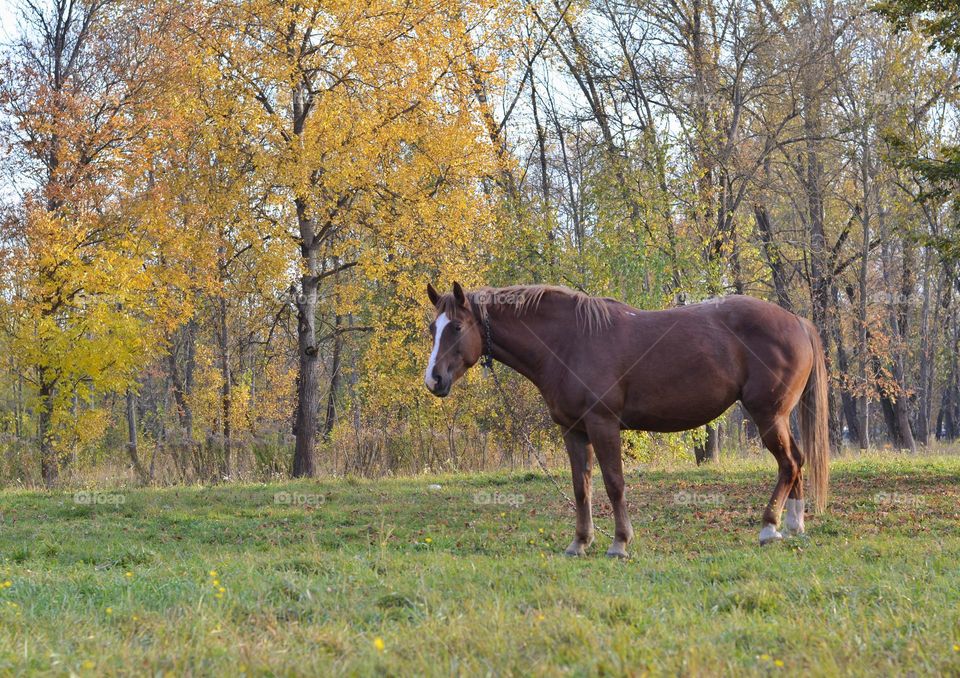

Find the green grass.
xmin=1 ymin=456 xmax=959 ymax=676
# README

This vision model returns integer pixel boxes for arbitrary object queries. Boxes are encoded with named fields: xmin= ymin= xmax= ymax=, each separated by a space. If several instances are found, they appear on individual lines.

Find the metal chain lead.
xmin=480 ymin=316 xmax=613 ymax=540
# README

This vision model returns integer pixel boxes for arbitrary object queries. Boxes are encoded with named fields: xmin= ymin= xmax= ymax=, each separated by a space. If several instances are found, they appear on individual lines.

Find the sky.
xmin=0 ymin=0 xmax=15 ymax=41
xmin=0 ymin=1 xmax=16 ymax=208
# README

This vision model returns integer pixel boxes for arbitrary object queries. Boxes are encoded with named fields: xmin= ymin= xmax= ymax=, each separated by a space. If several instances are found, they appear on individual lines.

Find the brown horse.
xmin=424 ymin=282 xmax=829 ymax=556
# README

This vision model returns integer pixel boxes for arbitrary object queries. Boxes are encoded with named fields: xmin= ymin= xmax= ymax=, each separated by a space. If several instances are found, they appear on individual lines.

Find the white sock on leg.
xmin=759 ymin=523 xmax=783 ymax=545
xmin=784 ymin=498 xmax=805 ymax=534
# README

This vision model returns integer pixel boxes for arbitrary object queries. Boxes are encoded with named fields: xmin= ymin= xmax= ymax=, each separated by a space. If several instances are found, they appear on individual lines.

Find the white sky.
xmin=0 ymin=0 xmax=16 ymax=41
xmin=0 ymin=1 xmax=17 ymax=208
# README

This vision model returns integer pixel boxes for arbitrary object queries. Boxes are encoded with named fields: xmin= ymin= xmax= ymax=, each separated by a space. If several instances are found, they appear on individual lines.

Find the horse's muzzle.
xmin=427 ymin=371 xmax=451 ymax=397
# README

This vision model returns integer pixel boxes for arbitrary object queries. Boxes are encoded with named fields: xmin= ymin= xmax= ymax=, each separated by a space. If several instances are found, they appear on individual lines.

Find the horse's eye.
xmin=451 ymin=323 xmax=461 ymax=332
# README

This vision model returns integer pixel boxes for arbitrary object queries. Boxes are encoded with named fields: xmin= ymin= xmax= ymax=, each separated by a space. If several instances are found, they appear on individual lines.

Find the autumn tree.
xmin=0 ymin=0 xmax=191 ymax=484
xmin=196 ymin=0 xmax=504 ymax=475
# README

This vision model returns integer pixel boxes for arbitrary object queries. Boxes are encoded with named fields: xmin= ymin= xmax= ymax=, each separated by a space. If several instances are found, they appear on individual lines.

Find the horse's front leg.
xmin=586 ymin=419 xmax=634 ymax=558
xmin=562 ymin=428 xmax=594 ymax=556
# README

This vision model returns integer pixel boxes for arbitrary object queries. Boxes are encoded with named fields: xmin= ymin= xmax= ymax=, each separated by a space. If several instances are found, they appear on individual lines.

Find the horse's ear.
xmin=426 ymin=282 xmax=440 ymax=308
xmin=452 ymin=281 xmax=467 ymax=307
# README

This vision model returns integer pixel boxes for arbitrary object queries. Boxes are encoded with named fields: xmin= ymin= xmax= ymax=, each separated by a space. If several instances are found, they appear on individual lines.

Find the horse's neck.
xmin=482 ymin=303 xmax=554 ymax=384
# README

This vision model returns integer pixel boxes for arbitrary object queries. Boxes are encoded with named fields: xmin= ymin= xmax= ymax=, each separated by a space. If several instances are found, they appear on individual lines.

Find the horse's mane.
xmin=464 ymin=284 xmax=613 ymax=334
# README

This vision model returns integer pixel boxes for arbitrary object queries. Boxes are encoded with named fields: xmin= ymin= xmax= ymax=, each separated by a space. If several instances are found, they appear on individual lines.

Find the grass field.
xmin=0 ymin=455 xmax=959 ymax=676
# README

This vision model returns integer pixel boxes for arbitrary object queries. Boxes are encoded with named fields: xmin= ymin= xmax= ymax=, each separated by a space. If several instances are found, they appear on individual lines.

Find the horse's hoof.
xmin=759 ymin=524 xmax=783 ymax=546
xmin=605 ymin=547 xmax=630 ymax=559
xmin=564 ymin=540 xmax=588 ymax=557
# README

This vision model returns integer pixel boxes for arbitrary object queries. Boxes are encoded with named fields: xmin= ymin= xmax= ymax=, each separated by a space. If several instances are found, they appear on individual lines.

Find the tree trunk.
xmin=169 ymin=318 xmax=197 ymax=435
xmin=695 ymin=423 xmax=720 ymax=464
xmin=880 ymin=389 xmax=899 ymax=445
xmin=322 ymin=314 xmax=344 ymax=440
xmin=292 ymin=197 xmax=320 ymax=478
xmin=755 ymin=205 xmax=792 ymax=311
xmin=218 ymin=293 xmax=232 ymax=479
xmin=941 ymin=277 xmax=959 ymax=440
xmin=529 ymin=69 xmax=552 ymax=264
xmin=831 ymin=285 xmax=860 ymax=446
xmin=877 ymin=219 xmax=917 ymax=453
xmin=799 ymin=11 xmax=841 ymax=450
xmin=895 ymin=238 xmax=917 ymax=452
xmin=953 ymin=308 xmax=960 ymax=439
xmin=14 ymin=368 xmax=23 ymax=440
xmin=38 ymin=378 xmax=58 ymax=487
xmin=856 ymin=110 xmax=874 ymax=451
xmin=872 ymin=347 xmax=915 ymax=451
xmin=126 ymin=388 xmax=148 ymax=483
xmin=914 ymin=253 xmax=936 ymax=445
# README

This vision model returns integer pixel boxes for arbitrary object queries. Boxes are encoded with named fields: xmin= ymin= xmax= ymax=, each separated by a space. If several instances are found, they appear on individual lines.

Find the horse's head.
xmin=424 ymin=281 xmax=483 ymax=397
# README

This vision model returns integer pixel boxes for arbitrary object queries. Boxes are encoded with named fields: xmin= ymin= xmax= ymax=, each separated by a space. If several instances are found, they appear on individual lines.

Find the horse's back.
xmin=603 ymin=295 xmax=813 ymax=431
xmin=641 ymin=296 xmax=810 ymax=357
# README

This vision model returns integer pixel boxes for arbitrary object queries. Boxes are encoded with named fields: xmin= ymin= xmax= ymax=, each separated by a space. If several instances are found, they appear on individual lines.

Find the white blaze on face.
xmin=424 ymin=313 xmax=450 ymax=390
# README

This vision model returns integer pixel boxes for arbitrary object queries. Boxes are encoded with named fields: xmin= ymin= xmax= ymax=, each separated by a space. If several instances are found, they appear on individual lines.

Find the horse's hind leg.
xmin=753 ymin=416 xmax=800 ymax=545
xmin=784 ymin=433 xmax=805 ymax=535
xmin=562 ymin=428 xmax=595 ymax=556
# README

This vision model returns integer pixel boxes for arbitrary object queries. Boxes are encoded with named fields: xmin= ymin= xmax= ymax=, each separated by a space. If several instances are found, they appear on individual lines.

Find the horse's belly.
xmin=619 ymin=390 xmax=738 ymax=433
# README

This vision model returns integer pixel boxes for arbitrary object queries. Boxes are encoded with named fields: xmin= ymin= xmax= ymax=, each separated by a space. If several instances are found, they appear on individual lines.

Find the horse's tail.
xmin=800 ymin=319 xmax=830 ymax=514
